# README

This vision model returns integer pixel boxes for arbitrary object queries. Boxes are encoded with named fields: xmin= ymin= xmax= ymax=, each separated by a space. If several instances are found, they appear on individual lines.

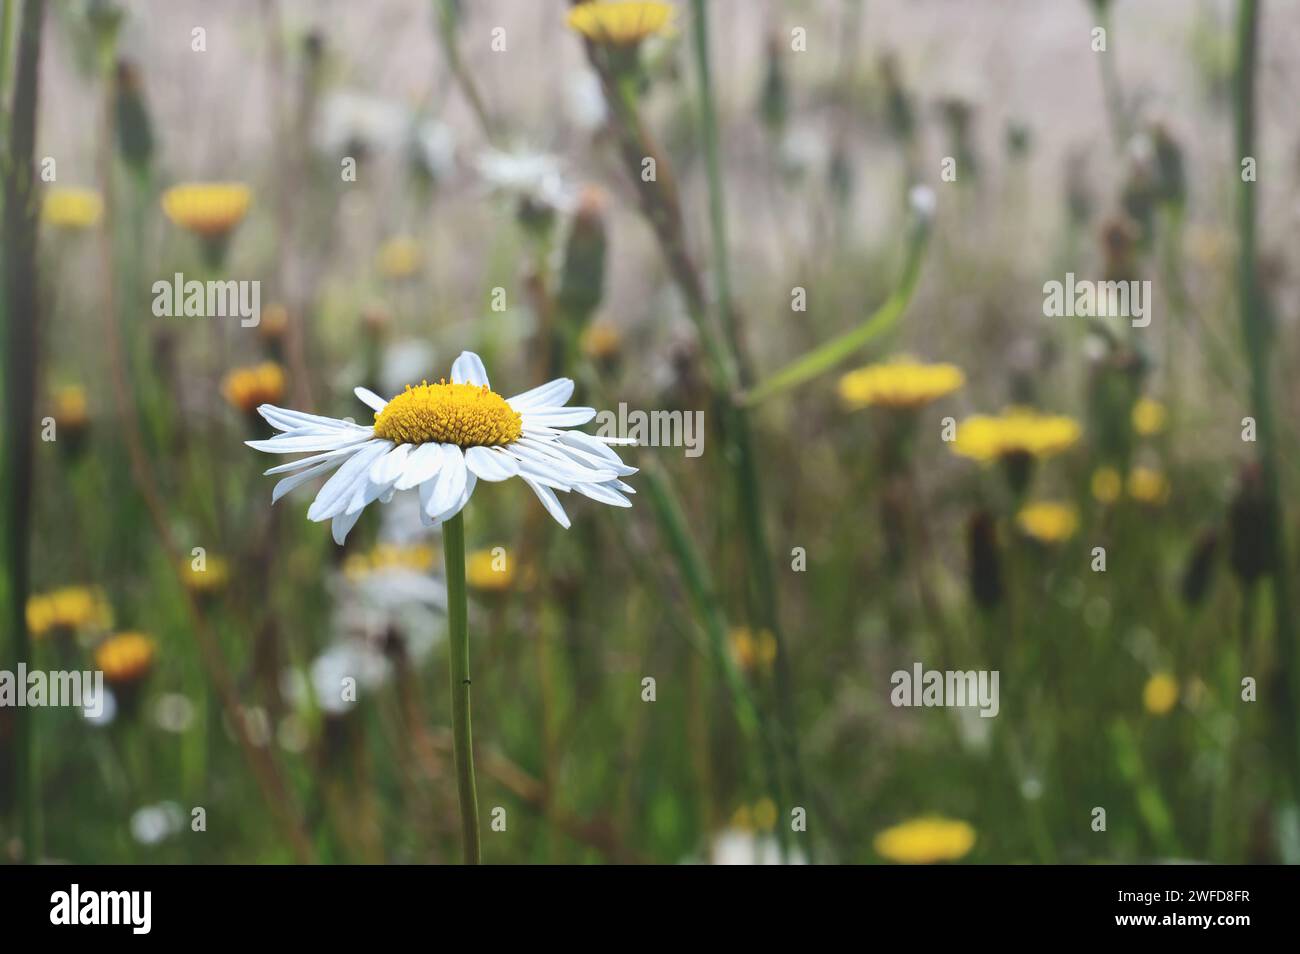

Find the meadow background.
xmin=3 ymin=0 xmax=1300 ymax=864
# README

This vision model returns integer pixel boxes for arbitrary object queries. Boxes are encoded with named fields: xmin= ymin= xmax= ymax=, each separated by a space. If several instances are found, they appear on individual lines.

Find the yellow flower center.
xmin=373 ymin=381 xmax=522 ymax=448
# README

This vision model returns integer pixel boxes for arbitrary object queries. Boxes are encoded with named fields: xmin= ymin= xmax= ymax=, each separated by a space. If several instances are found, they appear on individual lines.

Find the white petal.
xmin=506 ymin=377 xmax=574 ymax=411
xmin=247 ymin=431 xmax=375 ymax=455
xmin=271 ymin=457 xmax=345 ymax=503
xmin=354 ymin=387 xmax=388 ymax=412
xmin=575 ymin=481 xmax=632 ymax=508
xmin=422 ymin=444 xmax=467 ymax=518
xmin=512 ymin=458 xmax=572 ymax=491
xmin=515 ymin=438 xmax=616 ymax=482
xmin=522 ymin=477 xmax=571 ymax=529
xmin=521 ymin=407 xmax=597 ymax=427
xmin=464 ymin=445 xmax=520 ymax=482
xmin=450 ymin=351 xmax=490 ymax=387
xmin=263 ymin=445 xmax=360 ymax=476
xmin=258 ymin=404 xmax=365 ymax=433
xmin=555 ymin=429 xmax=631 ymax=466
xmin=332 ymin=508 xmax=363 ymax=545
xmin=307 ymin=440 xmax=391 ymax=521
xmin=368 ymin=443 xmax=411 ymax=486
xmin=547 ymin=436 xmax=637 ymax=477
xmin=395 ymin=442 xmax=443 ymax=491
xmin=433 ymin=474 xmax=477 ymax=525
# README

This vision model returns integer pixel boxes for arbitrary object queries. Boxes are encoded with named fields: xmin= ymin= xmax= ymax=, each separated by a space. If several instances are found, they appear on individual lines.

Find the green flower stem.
xmin=442 ymin=510 xmax=481 ymax=864
xmin=689 ymin=0 xmax=744 ymax=375
xmin=743 ymin=218 xmax=931 ymax=406
xmin=1096 ymin=4 xmax=1130 ymax=151
xmin=1234 ymin=0 xmax=1300 ymax=800
xmin=2 ymin=0 xmax=45 ymax=864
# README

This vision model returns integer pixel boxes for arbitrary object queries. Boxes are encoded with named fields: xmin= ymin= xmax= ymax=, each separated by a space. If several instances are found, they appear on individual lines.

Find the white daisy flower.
xmin=247 ymin=351 xmax=636 ymax=544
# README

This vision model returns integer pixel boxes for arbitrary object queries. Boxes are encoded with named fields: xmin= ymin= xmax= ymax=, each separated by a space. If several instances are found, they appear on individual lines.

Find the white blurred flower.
xmin=778 ymin=125 xmax=829 ymax=179
xmin=130 ymin=801 xmax=185 ymax=846
xmin=475 ymin=147 xmax=576 ymax=211
xmin=283 ymin=641 xmax=392 ymax=716
xmin=315 ymin=91 xmax=411 ymax=158
xmin=379 ymin=339 xmax=438 ymax=399
xmin=83 ymin=687 xmax=117 ymax=727
xmin=909 ymin=184 xmax=936 ymax=223
xmin=412 ymin=118 xmax=457 ymax=182
xmin=708 ymin=829 xmax=808 ymax=865
xmin=565 ymin=70 xmax=608 ymax=132
xmin=153 ymin=692 xmax=195 ymax=733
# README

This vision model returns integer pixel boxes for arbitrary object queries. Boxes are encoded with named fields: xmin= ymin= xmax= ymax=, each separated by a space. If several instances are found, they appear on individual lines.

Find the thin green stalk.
xmin=688 ymin=0 xmax=799 ymax=829
xmin=1 ymin=0 xmax=44 ymax=865
xmin=640 ymin=461 xmax=791 ymax=857
xmin=1096 ymin=3 xmax=1129 ymax=151
xmin=744 ymin=216 xmax=930 ymax=405
xmin=1233 ymin=0 xmax=1300 ymax=801
xmin=689 ymin=0 xmax=743 ymax=377
xmin=442 ymin=510 xmax=481 ymax=864
xmin=0 ymin=0 xmax=17 ymax=142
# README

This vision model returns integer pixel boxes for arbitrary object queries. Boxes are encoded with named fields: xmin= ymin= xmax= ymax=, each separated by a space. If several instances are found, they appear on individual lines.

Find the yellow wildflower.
xmin=566 ymin=1 xmax=676 ymax=46
xmin=838 ymin=358 xmax=965 ymax=411
xmin=258 ymin=303 xmax=290 ymax=342
xmin=466 ymin=548 xmax=513 ymax=592
xmin=27 ymin=586 xmax=113 ymax=639
xmin=1015 ymin=502 xmax=1078 ymax=543
xmin=180 ymin=556 xmax=230 ymax=595
xmin=580 ymin=322 xmax=622 ymax=362
xmin=1131 ymin=397 xmax=1167 ymax=436
xmin=376 ymin=236 xmax=422 ymax=280
xmin=343 ymin=543 xmax=438 ymax=582
xmin=161 ymin=182 xmax=251 ymax=237
xmin=53 ymin=385 xmax=89 ymax=430
xmin=1143 ymin=672 xmax=1179 ymax=715
xmin=729 ymin=626 xmax=777 ymax=673
xmin=1091 ymin=466 xmax=1122 ymax=504
xmin=874 ymin=816 xmax=976 ymax=864
xmin=952 ymin=407 xmax=1081 ymax=462
xmin=221 ymin=362 xmax=285 ymax=413
xmin=95 ymin=632 xmax=156 ymax=686
xmin=1128 ymin=466 xmax=1170 ymax=505
xmin=43 ymin=187 xmax=103 ymax=229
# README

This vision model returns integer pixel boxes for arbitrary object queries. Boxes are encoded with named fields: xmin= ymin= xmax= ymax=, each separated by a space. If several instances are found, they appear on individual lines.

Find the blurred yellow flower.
xmin=180 ymin=556 xmax=230 ymax=595
xmin=1091 ymin=466 xmax=1122 ymax=505
xmin=566 ymin=1 xmax=676 ymax=46
xmin=95 ymin=632 xmax=156 ymax=686
xmin=376 ymin=236 xmax=422 ymax=280
xmin=259 ymin=303 xmax=290 ymax=341
xmin=1131 ymin=397 xmax=1167 ymax=436
xmin=580 ymin=322 xmax=622 ymax=362
xmin=466 ymin=548 xmax=513 ymax=592
xmin=729 ymin=798 xmax=778 ymax=832
xmin=729 ymin=625 xmax=777 ymax=673
xmin=1016 ymin=502 xmax=1078 ymax=543
xmin=1128 ymin=466 xmax=1170 ymax=505
xmin=53 ymin=385 xmax=89 ymax=430
xmin=874 ymin=816 xmax=976 ymax=864
xmin=1143 ymin=672 xmax=1179 ymax=715
xmin=161 ymin=183 xmax=251 ymax=237
xmin=837 ymin=358 xmax=965 ymax=411
xmin=222 ymin=362 xmax=285 ymax=413
xmin=952 ymin=407 xmax=1081 ymax=462
xmin=43 ymin=187 xmax=103 ymax=229
xmin=27 ymin=586 xmax=112 ymax=639
xmin=343 ymin=543 xmax=438 ymax=583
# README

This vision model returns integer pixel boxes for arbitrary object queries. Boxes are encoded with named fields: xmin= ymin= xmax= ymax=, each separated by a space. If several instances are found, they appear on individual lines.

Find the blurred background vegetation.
xmin=2 ymin=0 xmax=1300 ymax=863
